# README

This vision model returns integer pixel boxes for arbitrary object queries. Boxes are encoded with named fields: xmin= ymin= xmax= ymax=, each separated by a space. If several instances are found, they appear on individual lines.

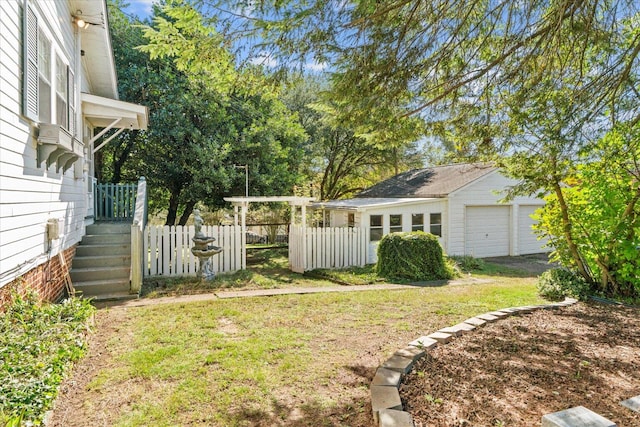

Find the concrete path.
xmin=95 ymin=277 xmax=490 ymax=309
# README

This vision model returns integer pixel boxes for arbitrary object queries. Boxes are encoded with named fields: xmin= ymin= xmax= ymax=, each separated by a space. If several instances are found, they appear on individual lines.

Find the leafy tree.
xmin=105 ymin=1 xmax=307 ymax=224
xmin=281 ymin=77 xmax=424 ymax=200
xmin=534 ymin=124 xmax=640 ymax=297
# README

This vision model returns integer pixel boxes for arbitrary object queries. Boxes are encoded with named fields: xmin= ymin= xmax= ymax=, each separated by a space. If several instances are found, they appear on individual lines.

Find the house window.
xmin=430 ymin=213 xmax=442 ymax=237
xmin=37 ymin=30 xmax=52 ymax=123
xmin=370 ymin=215 xmax=383 ymax=241
xmin=412 ymin=214 xmax=424 ymax=232
xmin=23 ymin=3 xmax=73 ymax=129
xmin=55 ymin=55 xmax=68 ymax=128
xmin=348 ymin=213 xmax=355 ymax=228
xmin=390 ymin=214 xmax=402 ymax=233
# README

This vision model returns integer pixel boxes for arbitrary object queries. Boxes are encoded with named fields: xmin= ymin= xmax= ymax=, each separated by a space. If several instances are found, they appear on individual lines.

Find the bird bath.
xmin=190 ymin=209 xmax=222 ymax=279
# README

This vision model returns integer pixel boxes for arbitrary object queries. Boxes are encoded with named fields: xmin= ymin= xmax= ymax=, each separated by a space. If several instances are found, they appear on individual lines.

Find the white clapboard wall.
xmin=144 ymin=225 xmax=242 ymax=276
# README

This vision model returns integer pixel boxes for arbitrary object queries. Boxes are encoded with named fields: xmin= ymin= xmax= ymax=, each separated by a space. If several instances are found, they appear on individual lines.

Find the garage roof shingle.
xmin=356 ymin=163 xmax=497 ymax=198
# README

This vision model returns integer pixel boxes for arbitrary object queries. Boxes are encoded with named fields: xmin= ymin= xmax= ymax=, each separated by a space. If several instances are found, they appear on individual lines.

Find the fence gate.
xmin=289 ymin=225 xmax=367 ymax=272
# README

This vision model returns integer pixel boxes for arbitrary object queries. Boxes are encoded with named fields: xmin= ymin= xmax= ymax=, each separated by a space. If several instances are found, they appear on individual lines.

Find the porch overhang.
xmin=82 ymin=93 xmax=149 ymax=131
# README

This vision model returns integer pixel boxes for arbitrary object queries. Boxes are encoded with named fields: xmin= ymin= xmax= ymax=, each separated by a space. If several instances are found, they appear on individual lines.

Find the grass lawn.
xmin=50 ymin=261 xmax=547 ymax=426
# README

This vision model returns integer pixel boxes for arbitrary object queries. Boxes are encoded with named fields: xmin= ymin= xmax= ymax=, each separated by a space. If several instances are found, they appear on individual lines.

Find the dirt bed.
xmin=401 ymin=303 xmax=640 ymax=427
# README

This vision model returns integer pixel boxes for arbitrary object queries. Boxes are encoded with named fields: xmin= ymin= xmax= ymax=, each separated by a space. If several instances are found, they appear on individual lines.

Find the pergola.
xmin=223 ymin=196 xmax=316 ymax=270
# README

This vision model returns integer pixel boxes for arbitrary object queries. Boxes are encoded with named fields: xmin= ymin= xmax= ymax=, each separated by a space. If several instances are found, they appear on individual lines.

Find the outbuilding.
xmin=313 ymin=163 xmax=547 ymax=262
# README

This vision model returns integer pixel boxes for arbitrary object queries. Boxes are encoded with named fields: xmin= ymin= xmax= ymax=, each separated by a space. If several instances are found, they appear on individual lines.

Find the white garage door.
xmin=518 ymin=205 xmax=546 ymax=255
xmin=465 ymin=206 xmax=510 ymax=257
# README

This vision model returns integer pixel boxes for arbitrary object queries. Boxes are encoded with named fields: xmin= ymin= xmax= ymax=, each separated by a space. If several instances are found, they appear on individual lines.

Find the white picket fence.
xmin=289 ymin=225 xmax=368 ymax=272
xmin=144 ymin=225 xmax=242 ymax=276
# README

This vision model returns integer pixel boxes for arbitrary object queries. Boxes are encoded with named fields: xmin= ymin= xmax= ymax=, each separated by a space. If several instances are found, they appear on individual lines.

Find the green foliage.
xmin=106 ymin=2 xmax=309 ymax=225
xmin=449 ymin=255 xmax=485 ymax=273
xmin=534 ymin=124 xmax=640 ymax=297
xmin=537 ymin=268 xmax=590 ymax=301
xmin=0 ymin=293 xmax=94 ymax=425
xmin=376 ymin=232 xmax=453 ymax=281
xmin=281 ymin=76 xmax=425 ymax=201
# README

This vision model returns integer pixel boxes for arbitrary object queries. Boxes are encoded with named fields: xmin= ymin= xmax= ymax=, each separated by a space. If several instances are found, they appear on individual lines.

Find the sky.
xmin=121 ymin=0 xmax=154 ymax=20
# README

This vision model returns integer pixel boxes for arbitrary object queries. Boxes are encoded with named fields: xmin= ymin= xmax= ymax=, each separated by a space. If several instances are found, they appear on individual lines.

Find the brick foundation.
xmin=0 ymin=245 xmax=77 ymax=309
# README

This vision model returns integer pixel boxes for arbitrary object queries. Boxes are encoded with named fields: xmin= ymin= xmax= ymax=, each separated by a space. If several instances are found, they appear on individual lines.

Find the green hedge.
xmin=376 ymin=232 xmax=453 ymax=281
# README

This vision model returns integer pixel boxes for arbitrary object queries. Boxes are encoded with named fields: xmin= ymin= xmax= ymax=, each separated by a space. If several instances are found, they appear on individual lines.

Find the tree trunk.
xmin=166 ymin=189 xmax=181 ymax=226
xmin=178 ymin=200 xmax=196 ymax=226
xmin=552 ymin=181 xmax=592 ymax=283
xmin=112 ymin=138 xmax=135 ymax=183
xmin=94 ymin=150 xmax=103 ymax=183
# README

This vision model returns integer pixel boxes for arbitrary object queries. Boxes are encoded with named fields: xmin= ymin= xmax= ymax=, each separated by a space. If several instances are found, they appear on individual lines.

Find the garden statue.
xmin=190 ymin=209 xmax=223 ymax=279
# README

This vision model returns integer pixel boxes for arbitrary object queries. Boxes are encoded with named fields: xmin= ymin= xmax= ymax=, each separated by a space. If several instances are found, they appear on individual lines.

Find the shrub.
xmin=0 ymin=292 xmax=94 ymax=425
xmin=376 ymin=232 xmax=453 ymax=281
xmin=537 ymin=268 xmax=591 ymax=301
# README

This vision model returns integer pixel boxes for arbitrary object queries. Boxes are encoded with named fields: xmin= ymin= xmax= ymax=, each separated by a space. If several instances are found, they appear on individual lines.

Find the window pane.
xmin=370 ymin=215 xmax=382 ymax=227
xmin=370 ymin=228 xmax=383 ymax=242
xmin=56 ymin=56 xmax=68 ymax=127
xmin=39 ymin=77 xmax=51 ymax=123
xmin=348 ymin=213 xmax=355 ymax=227
xmin=412 ymin=214 xmax=424 ymax=231
xmin=389 ymin=214 xmax=402 ymax=233
xmin=56 ymin=56 xmax=67 ymax=95
xmin=430 ymin=213 xmax=442 ymax=237
xmin=38 ymin=31 xmax=51 ymax=123
xmin=38 ymin=33 xmax=50 ymax=82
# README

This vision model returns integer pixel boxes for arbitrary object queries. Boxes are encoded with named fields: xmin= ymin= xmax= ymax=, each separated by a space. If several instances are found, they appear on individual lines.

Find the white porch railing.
xmin=289 ymin=225 xmax=368 ymax=272
xmin=144 ymin=225 xmax=242 ymax=277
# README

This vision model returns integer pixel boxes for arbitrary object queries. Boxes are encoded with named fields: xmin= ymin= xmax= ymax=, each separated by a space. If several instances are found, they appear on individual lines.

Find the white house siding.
xmin=517 ymin=205 xmax=546 ymax=255
xmin=448 ymin=170 xmax=545 ymax=257
xmin=0 ymin=0 xmax=87 ymax=288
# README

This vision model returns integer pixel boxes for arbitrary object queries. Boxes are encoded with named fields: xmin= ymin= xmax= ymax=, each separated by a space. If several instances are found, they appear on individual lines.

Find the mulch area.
xmin=401 ymin=303 xmax=640 ymax=426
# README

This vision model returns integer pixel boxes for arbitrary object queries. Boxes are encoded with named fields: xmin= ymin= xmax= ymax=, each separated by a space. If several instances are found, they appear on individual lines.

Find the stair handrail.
xmin=130 ymin=177 xmax=147 ymax=294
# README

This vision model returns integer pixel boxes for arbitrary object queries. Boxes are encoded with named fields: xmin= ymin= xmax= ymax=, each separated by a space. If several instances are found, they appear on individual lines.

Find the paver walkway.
xmin=95 ymin=277 xmax=490 ymax=309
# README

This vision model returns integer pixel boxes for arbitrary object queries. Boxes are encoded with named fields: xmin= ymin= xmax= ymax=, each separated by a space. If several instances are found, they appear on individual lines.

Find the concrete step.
xmin=86 ymin=222 xmax=131 ymax=235
xmin=81 ymin=233 xmax=130 ymax=245
xmin=75 ymin=244 xmax=130 ymax=257
xmin=70 ymin=266 xmax=130 ymax=282
xmin=71 ymin=255 xmax=131 ymax=269
xmin=73 ymin=278 xmax=131 ymax=297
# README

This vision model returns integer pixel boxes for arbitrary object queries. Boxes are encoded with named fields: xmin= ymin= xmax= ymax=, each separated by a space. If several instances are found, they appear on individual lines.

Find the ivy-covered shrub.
xmin=376 ymin=232 xmax=453 ymax=281
xmin=0 ymin=292 xmax=94 ymax=425
xmin=537 ymin=268 xmax=591 ymax=301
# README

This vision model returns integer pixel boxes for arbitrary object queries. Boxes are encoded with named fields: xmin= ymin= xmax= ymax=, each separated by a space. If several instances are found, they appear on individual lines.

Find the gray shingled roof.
xmin=356 ymin=163 xmax=497 ymax=198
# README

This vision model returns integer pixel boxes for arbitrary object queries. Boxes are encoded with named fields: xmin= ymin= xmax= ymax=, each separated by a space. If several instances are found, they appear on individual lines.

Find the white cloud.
xmin=305 ymin=61 xmax=328 ymax=72
xmin=249 ymin=52 xmax=278 ymax=68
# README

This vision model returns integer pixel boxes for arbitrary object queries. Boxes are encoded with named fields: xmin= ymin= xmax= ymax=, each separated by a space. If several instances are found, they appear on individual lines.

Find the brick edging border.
xmin=369 ymin=298 xmax=579 ymax=427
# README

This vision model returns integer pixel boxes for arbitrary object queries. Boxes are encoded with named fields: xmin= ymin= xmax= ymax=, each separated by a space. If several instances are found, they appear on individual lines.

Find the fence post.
xmin=130 ymin=222 xmax=143 ymax=293
xmin=130 ymin=177 xmax=147 ymax=294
